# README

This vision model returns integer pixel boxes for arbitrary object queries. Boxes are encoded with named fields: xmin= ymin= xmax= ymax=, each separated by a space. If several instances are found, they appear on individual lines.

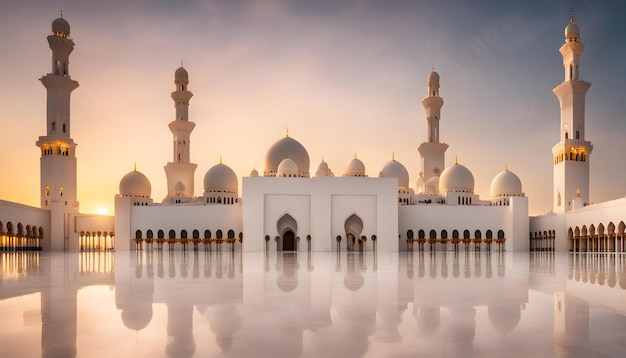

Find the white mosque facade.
xmin=0 ymin=14 xmax=625 ymax=253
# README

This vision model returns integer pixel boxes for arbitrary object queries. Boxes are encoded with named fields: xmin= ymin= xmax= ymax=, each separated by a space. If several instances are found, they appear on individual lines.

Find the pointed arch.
xmin=344 ymin=213 xmax=364 ymax=239
xmin=618 ymin=221 xmax=625 ymax=234
xmin=277 ymin=213 xmax=298 ymax=236
xmin=608 ymin=222 xmax=615 ymax=234
xmin=597 ymin=223 xmax=605 ymax=235
xmin=589 ymin=224 xmax=596 ymax=236
xmin=581 ymin=225 xmax=588 ymax=236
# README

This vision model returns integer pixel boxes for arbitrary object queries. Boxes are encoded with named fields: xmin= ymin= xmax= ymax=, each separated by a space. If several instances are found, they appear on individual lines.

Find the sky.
xmin=0 ymin=0 xmax=625 ymax=216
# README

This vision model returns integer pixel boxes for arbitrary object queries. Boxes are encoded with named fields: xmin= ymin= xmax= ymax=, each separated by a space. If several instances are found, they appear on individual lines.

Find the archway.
xmin=277 ymin=213 xmax=298 ymax=252
xmin=344 ymin=214 xmax=364 ymax=252
xmin=283 ymin=230 xmax=296 ymax=251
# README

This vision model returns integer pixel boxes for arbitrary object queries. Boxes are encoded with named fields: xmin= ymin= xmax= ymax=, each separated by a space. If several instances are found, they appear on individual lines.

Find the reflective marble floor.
xmin=1 ymin=251 xmax=625 ymax=357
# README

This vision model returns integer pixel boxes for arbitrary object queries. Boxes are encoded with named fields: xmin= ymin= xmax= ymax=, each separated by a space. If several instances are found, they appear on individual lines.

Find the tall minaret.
xmin=417 ymin=67 xmax=449 ymax=187
xmin=164 ymin=65 xmax=197 ymax=203
xmin=35 ymin=14 xmax=80 ymax=250
xmin=552 ymin=12 xmax=593 ymax=212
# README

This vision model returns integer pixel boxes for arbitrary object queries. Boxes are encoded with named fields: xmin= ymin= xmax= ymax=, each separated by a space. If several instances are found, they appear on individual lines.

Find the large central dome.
xmin=264 ymin=136 xmax=310 ymax=177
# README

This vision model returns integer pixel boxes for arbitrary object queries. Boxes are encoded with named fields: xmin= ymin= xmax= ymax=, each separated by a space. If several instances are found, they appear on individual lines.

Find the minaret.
xmin=36 ymin=14 xmax=79 ymax=249
xmin=417 ymin=67 xmax=449 ymax=185
xmin=552 ymin=12 xmax=593 ymax=212
xmin=164 ymin=64 xmax=197 ymax=203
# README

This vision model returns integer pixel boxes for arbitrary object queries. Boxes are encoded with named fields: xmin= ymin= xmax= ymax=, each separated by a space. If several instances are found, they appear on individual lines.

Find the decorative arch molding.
xmin=277 ymin=213 xmax=298 ymax=237
xmin=344 ymin=213 xmax=364 ymax=239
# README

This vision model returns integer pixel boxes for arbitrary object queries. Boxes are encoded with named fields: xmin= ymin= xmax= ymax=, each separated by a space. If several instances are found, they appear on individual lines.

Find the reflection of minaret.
xmin=553 ymin=292 xmax=589 ymax=347
xmin=164 ymin=65 xmax=197 ymax=204
xmin=444 ymin=306 xmax=476 ymax=354
xmin=36 ymin=14 xmax=80 ymax=250
xmin=41 ymin=253 xmax=78 ymax=357
xmin=552 ymin=12 xmax=593 ymax=212
xmin=165 ymin=303 xmax=196 ymax=358
xmin=115 ymin=252 xmax=154 ymax=333
xmin=417 ymin=67 xmax=449 ymax=192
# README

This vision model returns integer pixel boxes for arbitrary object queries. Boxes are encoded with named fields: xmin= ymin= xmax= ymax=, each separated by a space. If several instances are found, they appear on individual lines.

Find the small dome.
xmin=250 ymin=168 xmax=259 ymax=177
xmin=204 ymin=163 xmax=238 ymax=193
xmin=565 ymin=16 xmax=580 ymax=40
xmin=265 ymin=136 xmax=310 ymax=177
xmin=380 ymin=159 xmax=409 ymax=188
xmin=425 ymin=176 xmax=440 ymax=195
xmin=277 ymin=158 xmax=299 ymax=177
xmin=315 ymin=159 xmax=333 ymax=177
xmin=52 ymin=16 xmax=70 ymax=36
xmin=427 ymin=70 xmax=440 ymax=84
xmin=439 ymin=162 xmax=474 ymax=193
xmin=346 ymin=157 xmax=366 ymax=177
xmin=175 ymin=66 xmax=188 ymax=81
xmin=490 ymin=169 xmax=522 ymax=198
xmin=174 ymin=181 xmax=185 ymax=192
xmin=119 ymin=170 xmax=152 ymax=198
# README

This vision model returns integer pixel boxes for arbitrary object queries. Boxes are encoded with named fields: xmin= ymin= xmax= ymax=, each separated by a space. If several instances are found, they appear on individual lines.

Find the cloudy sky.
xmin=0 ymin=0 xmax=625 ymax=215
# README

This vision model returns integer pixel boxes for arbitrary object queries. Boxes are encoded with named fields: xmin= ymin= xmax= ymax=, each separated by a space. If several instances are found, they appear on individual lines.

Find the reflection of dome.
xmin=490 ymin=169 xmax=522 ymax=198
xmin=344 ymin=273 xmax=364 ymax=291
xmin=265 ymin=136 xmax=310 ymax=177
xmin=204 ymin=163 xmax=238 ymax=193
xmin=345 ymin=157 xmax=366 ymax=177
xmin=425 ymin=176 xmax=440 ymax=195
xmin=380 ymin=158 xmax=409 ymax=187
xmin=440 ymin=162 xmax=474 ymax=193
xmin=121 ymin=305 xmax=153 ymax=331
xmin=52 ymin=16 xmax=70 ymax=36
xmin=119 ymin=170 xmax=152 ymax=198
xmin=488 ymin=304 xmax=521 ymax=334
xmin=277 ymin=158 xmax=299 ymax=177
xmin=175 ymin=66 xmax=188 ymax=80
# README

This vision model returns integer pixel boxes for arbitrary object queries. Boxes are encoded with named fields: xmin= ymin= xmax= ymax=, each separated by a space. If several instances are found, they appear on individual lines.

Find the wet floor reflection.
xmin=1 ymin=251 xmax=625 ymax=357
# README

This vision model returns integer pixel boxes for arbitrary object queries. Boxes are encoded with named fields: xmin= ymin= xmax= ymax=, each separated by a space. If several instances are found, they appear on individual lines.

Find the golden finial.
xmin=432 ymin=64 xmax=435 ymax=71
xmin=392 ymin=151 xmax=395 ymax=161
xmin=286 ymin=126 xmax=289 ymax=138
xmin=570 ymin=9 xmax=574 ymax=23
xmin=455 ymin=155 xmax=458 ymax=165
xmin=505 ymin=163 xmax=508 ymax=171
xmin=354 ymin=151 xmax=357 ymax=159
xmin=219 ymin=155 xmax=222 ymax=164
xmin=133 ymin=162 xmax=137 ymax=171
xmin=181 ymin=60 xmax=184 ymax=67
xmin=322 ymin=155 xmax=325 ymax=162
xmin=60 ymin=10 xmax=63 ymax=18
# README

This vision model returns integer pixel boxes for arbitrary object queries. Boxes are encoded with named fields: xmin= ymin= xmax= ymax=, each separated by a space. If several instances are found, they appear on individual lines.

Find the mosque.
xmin=0 ymin=14 xmax=624 ymax=253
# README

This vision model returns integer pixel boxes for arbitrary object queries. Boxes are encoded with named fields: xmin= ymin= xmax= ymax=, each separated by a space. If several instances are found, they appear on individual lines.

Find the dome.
xmin=490 ymin=169 xmax=522 ymax=198
xmin=425 ymin=176 xmax=440 ymax=195
xmin=380 ymin=159 xmax=409 ymax=188
xmin=203 ymin=163 xmax=238 ymax=193
xmin=315 ymin=159 xmax=333 ymax=177
xmin=439 ymin=162 xmax=474 ymax=193
xmin=346 ymin=157 xmax=365 ymax=177
xmin=175 ymin=66 xmax=188 ymax=81
xmin=174 ymin=181 xmax=185 ymax=192
xmin=427 ymin=70 xmax=440 ymax=84
xmin=277 ymin=158 xmax=298 ymax=177
xmin=565 ymin=14 xmax=580 ymax=40
xmin=52 ymin=16 xmax=70 ymax=36
xmin=119 ymin=170 xmax=152 ymax=198
xmin=264 ymin=136 xmax=310 ymax=177
xmin=250 ymin=168 xmax=259 ymax=177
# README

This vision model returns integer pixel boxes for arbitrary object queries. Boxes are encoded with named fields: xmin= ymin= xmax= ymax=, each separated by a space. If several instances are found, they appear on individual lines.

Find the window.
xmin=575 ymin=130 xmax=580 ymax=139
xmin=62 ymin=123 xmax=66 ymax=133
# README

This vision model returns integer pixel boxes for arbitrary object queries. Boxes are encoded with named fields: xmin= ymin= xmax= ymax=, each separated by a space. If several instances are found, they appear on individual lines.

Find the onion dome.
xmin=565 ymin=12 xmax=580 ymax=41
xmin=174 ymin=181 xmax=185 ymax=194
xmin=345 ymin=156 xmax=366 ymax=177
xmin=277 ymin=158 xmax=298 ymax=177
xmin=425 ymin=176 xmax=440 ymax=195
xmin=439 ymin=160 xmax=474 ymax=193
xmin=52 ymin=15 xmax=70 ymax=36
xmin=264 ymin=134 xmax=310 ymax=177
xmin=315 ymin=159 xmax=334 ymax=177
xmin=490 ymin=168 xmax=522 ymax=198
xmin=380 ymin=155 xmax=409 ymax=187
xmin=175 ymin=65 xmax=188 ymax=81
xmin=203 ymin=163 xmax=238 ymax=194
xmin=119 ymin=169 xmax=152 ymax=198
xmin=250 ymin=168 xmax=259 ymax=177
